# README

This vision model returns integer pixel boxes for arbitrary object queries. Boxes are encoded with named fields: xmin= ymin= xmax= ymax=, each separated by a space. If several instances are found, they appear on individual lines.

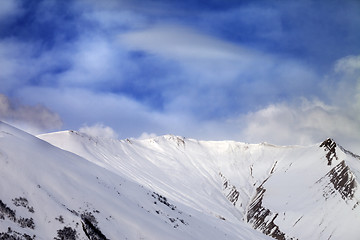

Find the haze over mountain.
xmin=1 ymin=121 xmax=359 ymax=239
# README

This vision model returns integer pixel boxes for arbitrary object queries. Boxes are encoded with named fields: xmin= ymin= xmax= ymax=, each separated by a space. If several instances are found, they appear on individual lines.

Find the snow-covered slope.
xmin=1 ymin=120 xmax=360 ymax=239
xmin=38 ymin=130 xmax=360 ymax=240
xmin=0 ymin=121 xmax=269 ymax=239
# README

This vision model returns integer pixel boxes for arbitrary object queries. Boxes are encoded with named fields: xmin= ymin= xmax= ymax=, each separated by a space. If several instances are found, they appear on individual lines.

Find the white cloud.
xmin=137 ymin=132 xmax=157 ymax=140
xmin=241 ymin=99 xmax=359 ymax=146
xmin=332 ymin=55 xmax=360 ymax=113
xmin=0 ymin=11 xmax=320 ymax=137
xmin=15 ymin=87 xmax=179 ymax=138
xmin=58 ymin=37 xmax=119 ymax=86
xmin=0 ymin=39 xmax=38 ymax=92
xmin=3 ymin=2 xmax=357 ymax=153
xmin=118 ymin=24 xmax=319 ymax=119
xmin=118 ymin=24 xmax=250 ymax=61
xmin=0 ymin=94 xmax=62 ymax=134
xmin=79 ymin=123 xmax=118 ymax=139
xmin=81 ymin=9 xmax=147 ymax=30
xmin=0 ymin=0 xmax=22 ymax=21
xmin=238 ymin=54 xmax=360 ymax=153
xmin=334 ymin=55 xmax=360 ymax=74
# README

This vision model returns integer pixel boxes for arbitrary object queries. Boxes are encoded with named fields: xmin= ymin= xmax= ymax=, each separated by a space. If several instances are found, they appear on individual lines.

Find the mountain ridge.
xmin=1 ymin=121 xmax=360 ymax=239
xmin=38 ymin=129 xmax=360 ymax=240
xmin=0 ymin=121 xmax=270 ymax=239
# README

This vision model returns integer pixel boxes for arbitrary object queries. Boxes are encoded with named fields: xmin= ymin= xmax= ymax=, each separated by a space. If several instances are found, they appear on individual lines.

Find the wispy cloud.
xmin=119 ymin=24 xmax=246 ymax=60
xmin=79 ymin=123 xmax=118 ymax=139
xmin=0 ymin=94 xmax=62 ymax=133
xmin=0 ymin=0 xmax=22 ymax=22
xmin=119 ymin=24 xmax=319 ymax=117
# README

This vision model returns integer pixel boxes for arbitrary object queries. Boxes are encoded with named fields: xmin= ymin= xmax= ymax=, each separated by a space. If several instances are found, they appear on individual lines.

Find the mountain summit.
xmin=1 ymin=122 xmax=359 ymax=239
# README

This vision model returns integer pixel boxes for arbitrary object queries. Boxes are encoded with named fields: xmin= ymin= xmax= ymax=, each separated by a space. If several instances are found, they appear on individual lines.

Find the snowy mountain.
xmin=1 ymin=121 xmax=360 ymax=239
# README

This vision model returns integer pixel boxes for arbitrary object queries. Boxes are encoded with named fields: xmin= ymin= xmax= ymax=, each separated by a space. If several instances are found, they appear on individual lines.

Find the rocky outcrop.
xmin=246 ymin=185 xmax=295 ymax=240
xmin=220 ymin=173 xmax=240 ymax=206
xmin=329 ymin=161 xmax=357 ymax=200
xmin=317 ymin=160 xmax=357 ymax=201
xmin=81 ymin=212 xmax=108 ymax=240
xmin=320 ymin=138 xmax=338 ymax=165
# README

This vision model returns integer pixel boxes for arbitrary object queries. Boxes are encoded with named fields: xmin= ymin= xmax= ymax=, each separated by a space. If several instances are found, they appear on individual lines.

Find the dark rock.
xmin=247 ymin=186 xmax=294 ymax=240
xmin=317 ymin=160 xmax=357 ymax=200
xmin=55 ymin=227 xmax=77 ymax=240
xmin=320 ymin=138 xmax=338 ymax=165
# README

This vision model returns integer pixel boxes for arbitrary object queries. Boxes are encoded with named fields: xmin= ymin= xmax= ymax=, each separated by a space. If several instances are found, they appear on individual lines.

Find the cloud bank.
xmin=240 ymin=54 xmax=360 ymax=152
xmin=0 ymin=0 xmax=359 ymax=153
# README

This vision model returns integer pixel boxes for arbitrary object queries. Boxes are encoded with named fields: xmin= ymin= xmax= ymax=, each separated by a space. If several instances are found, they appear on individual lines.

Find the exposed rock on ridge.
xmin=320 ymin=138 xmax=338 ymax=165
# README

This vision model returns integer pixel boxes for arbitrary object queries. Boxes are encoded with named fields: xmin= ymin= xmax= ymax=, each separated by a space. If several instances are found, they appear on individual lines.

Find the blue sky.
xmin=1 ymin=0 xmax=360 ymax=151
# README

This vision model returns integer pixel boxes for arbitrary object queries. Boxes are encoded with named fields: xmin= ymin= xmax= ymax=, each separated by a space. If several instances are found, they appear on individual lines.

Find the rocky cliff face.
xmin=246 ymin=184 xmax=291 ymax=240
xmin=317 ymin=160 xmax=358 ymax=203
xmin=222 ymin=138 xmax=360 ymax=240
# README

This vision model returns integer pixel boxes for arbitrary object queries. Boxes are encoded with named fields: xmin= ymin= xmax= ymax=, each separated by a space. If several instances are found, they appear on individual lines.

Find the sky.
xmin=0 ymin=0 xmax=360 ymax=152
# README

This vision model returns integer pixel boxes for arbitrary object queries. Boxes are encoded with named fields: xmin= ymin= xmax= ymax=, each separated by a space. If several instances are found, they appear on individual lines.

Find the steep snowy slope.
xmin=0 ymin=121 xmax=270 ymax=240
xmin=39 ymin=131 xmax=360 ymax=240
